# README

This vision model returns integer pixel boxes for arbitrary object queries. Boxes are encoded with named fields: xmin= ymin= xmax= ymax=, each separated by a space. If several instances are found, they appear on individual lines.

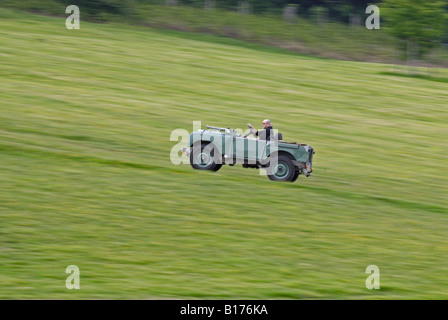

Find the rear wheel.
xmin=267 ymin=154 xmax=297 ymax=182
xmin=190 ymin=142 xmax=222 ymax=172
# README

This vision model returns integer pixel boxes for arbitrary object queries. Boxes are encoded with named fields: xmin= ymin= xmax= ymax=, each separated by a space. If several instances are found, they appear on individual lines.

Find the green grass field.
xmin=1 ymin=9 xmax=447 ymax=299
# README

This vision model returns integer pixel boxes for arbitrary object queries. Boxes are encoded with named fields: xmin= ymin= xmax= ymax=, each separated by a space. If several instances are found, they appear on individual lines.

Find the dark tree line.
xmin=55 ymin=0 xmax=134 ymax=16
xmin=179 ymin=0 xmax=379 ymax=14
xmin=167 ymin=0 xmax=382 ymax=21
xmin=56 ymin=0 xmax=382 ymax=22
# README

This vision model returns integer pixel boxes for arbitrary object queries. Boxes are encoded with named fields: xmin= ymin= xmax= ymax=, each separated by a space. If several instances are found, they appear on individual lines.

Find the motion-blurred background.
xmin=0 ymin=0 xmax=447 ymax=299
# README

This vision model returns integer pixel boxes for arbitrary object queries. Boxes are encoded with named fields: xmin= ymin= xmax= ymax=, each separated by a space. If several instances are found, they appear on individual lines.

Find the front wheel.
xmin=290 ymin=170 xmax=300 ymax=182
xmin=267 ymin=154 xmax=297 ymax=182
xmin=190 ymin=142 xmax=222 ymax=172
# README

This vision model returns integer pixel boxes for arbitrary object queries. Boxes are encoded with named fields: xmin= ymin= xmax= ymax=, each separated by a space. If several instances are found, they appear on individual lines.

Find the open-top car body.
xmin=181 ymin=125 xmax=314 ymax=182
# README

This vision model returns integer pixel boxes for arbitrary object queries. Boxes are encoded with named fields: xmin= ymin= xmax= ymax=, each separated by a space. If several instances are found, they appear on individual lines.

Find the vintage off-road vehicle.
xmin=181 ymin=125 xmax=314 ymax=182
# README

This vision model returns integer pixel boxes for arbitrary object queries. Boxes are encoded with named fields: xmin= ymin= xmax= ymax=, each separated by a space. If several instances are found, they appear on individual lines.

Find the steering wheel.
xmin=243 ymin=125 xmax=256 ymax=138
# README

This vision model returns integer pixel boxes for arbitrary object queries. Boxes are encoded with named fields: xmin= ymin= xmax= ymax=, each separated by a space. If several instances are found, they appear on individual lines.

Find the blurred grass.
xmin=0 ymin=9 xmax=448 ymax=299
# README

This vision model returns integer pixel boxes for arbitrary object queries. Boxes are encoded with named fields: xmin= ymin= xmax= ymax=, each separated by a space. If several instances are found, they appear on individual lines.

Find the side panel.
xmin=233 ymin=136 xmax=246 ymax=163
xmin=223 ymin=133 xmax=234 ymax=158
xmin=269 ymin=144 xmax=297 ymax=158
xmin=233 ymin=137 xmax=266 ymax=163
xmin=191 ymin=131 xmax=226 ymax=155
xmin=294 ymin=146 xmax=309 ymax=163
xmin=189 ymin=131 xmax=203 ymax=146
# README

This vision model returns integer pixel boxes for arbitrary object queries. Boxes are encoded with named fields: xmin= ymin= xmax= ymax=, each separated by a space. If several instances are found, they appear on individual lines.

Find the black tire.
xmin=290 ymin=170 xmax=300 ymax=182
xmin=190 ymin=142 xmax=222 ymax=172
xmin=267 ymin=154 xmax=297 ymax=182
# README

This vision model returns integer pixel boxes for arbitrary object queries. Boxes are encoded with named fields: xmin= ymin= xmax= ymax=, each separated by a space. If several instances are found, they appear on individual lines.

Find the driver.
xmin=247 ymin=119 xmax=273 ymax=141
